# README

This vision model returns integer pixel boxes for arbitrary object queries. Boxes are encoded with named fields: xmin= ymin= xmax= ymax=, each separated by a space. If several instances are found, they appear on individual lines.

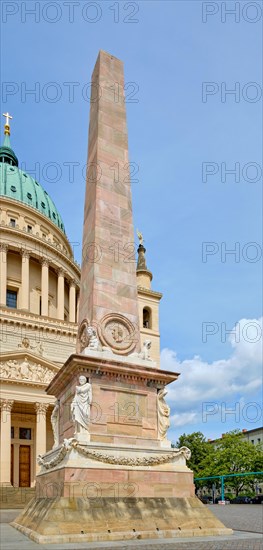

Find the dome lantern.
xmin=0 ymin=112 xmax=18 ymax=167
xmin=0 ymin=114 xmax=66 ymax=234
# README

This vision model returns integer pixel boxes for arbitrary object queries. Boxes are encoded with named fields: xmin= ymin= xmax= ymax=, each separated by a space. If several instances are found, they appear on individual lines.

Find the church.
xmin=0 ymin=111 xmax=162 ymax=490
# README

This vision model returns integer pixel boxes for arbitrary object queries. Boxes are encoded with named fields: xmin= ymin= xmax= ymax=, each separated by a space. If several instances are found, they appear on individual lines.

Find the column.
xmin=0 ymin=399 xmax=14 ymax=485
xmin=0 ymin=244 xmax=8 ymax=305
xmin=20 ymin=250 xmax=30 ymax=310
xmin=69 ymin=280 xmax=76 ymax=323
xmin=35 ymin=403 xmax=48 ymax=475
xmin=41 ymin=258 xmax=49 ymax=316
xmin=76 ymin=292 xmax=80 ymax=323
xmin=57 ymin=269 xmax=64 ymax=320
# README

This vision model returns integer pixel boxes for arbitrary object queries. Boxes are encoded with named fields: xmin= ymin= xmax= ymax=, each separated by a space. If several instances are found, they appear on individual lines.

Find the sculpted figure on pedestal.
xmin=85 ymin=326 xmax=100 ymax=350
xmin=71 ymin=375 xmax=92 ymax=436
xmin=51 ymin=401 xmax=59 ymax=448
xmin=77 ymin=320 xmax=101 ymax=353
xmin=130 ymin=339 xmax=152 ymax=361
xmin=157 ymin=388 xmax=170 ymax=440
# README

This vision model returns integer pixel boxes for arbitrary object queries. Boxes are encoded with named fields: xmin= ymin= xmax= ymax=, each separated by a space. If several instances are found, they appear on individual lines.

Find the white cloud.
xmin=170 ymin=412 xmax=198 ymax=428
xmin=161 ymin=317 xmax=263 ymax=433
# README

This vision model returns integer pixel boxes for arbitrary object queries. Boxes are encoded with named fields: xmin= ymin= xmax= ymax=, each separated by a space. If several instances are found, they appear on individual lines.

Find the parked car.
xmin=215 ymin=496 xmax=231 ymax=504
xmin=230 ymin=496 xmax=252 ymax=504
xmin=199 ymin=496 xmax=213 ymax=504
xmin=251 ymin=495 xmax=263 ymax=504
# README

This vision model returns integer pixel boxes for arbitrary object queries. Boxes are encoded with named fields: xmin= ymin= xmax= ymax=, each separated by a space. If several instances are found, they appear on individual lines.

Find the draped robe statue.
xmin=51 ymin=401 xmax=59 ymax=448
xmin=157 ymin=388 xmax=170 ymax=440
xmin=71 ymin=376 xmax=92 ymax=436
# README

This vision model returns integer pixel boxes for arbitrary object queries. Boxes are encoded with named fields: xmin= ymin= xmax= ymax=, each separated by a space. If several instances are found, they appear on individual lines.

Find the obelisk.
xmin=79 ymin=50 xmax=140 ymax=352
xmin=12 ymin=51 xmax=231 ymax=544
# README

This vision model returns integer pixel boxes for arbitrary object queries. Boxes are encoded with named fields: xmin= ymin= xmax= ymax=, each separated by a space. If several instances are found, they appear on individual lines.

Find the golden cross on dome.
xmin=3 ymin=112 xmax=12 ymax=135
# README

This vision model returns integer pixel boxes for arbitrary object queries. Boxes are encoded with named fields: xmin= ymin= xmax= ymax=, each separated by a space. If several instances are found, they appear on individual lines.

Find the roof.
xmin=0 ymin=134 xmax=65 ymax=233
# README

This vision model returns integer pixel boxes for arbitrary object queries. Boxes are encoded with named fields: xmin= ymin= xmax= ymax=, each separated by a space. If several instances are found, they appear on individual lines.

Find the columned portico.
xmin=20 ymin=250 xmax=30 ymax=310
xmin=0 ymin=243 xmax=8 ymax=305
xmin=57 ymin=268 xmax=65 ymax=320
xmin=0 ymin=399 xmax=14 ymax=485
xmin=41 ymin=259 xmax=49 ymax=316
xmin=35 ymin=403 xmax=49 ymax=475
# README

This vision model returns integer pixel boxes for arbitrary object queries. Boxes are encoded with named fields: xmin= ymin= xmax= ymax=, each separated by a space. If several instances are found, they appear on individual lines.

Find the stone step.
xmin=0 ymin=487 xmax=35 ymax=509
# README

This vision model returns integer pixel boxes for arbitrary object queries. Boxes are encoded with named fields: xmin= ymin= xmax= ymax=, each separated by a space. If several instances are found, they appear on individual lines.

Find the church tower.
xmin=136 ymin=240 xmax=162 ymax=366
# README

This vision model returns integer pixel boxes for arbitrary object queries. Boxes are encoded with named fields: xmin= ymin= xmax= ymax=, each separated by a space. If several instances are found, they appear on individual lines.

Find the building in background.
xmin=241 ymin=427 xmax=263 ymax=446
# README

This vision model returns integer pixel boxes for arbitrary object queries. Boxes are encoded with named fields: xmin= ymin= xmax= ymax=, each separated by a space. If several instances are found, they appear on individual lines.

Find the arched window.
xmin=143 ymin=307 xmax=152 ymax=329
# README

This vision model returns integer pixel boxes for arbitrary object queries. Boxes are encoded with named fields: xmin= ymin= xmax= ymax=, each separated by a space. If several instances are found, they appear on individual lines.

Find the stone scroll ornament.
xmin=71 ymin=376 xmax=92 ymax=436
xmin=157 ymin=388 xmax=171 ymax=440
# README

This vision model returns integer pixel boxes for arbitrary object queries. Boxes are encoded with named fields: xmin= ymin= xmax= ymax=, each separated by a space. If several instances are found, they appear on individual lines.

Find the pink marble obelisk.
xmin=78 ymin=50 xmax=140 ymax=353
xmin=11 ymin=51 xmax=231 ymax=545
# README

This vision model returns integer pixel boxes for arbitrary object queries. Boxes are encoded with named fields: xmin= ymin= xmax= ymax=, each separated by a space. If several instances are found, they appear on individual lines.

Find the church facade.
xmin=0 ymin=114 xmax=161 ymax=488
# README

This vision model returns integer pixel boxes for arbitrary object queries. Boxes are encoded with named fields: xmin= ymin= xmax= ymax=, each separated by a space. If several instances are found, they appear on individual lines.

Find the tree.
xmin=174 ymin=430 xmax=263 ymax=496
xmin=210 ymin=430 xmax=263 ymax=496
xmin=175 ymin=432 xmax=215 ymax=477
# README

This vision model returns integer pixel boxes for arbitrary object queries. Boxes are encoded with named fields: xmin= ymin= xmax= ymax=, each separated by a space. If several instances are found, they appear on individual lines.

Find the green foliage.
xmin=212 ymin=430 xmax=263 ymax=495
xmin=175 ymin=431 xmax=215 ymax=478
xmin=174 ymin=429 xmax=263 ymax=496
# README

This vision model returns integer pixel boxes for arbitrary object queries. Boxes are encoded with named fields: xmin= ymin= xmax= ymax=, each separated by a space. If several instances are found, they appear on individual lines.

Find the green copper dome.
xmin=0 ymin=133 xmax=66 ymax=234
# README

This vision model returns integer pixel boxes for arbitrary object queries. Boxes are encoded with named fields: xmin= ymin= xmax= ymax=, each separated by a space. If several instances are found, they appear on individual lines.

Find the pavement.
xmin=0 ymin=505 xmax=262 ymax=549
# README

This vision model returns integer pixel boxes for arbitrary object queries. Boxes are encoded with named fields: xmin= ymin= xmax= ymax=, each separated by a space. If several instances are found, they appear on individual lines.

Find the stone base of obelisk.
xmin=12 ymin=496 xmax=231 ymax=544
xmin=11 ymin=440 xmax=232 ymax=543
xmin=11 ymin=352 xmax=231 ymax=542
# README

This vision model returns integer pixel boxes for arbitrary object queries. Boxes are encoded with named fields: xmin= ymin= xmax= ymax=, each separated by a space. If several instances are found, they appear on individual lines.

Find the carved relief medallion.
xmin=98 ymin=313 xmax=137 ymax=354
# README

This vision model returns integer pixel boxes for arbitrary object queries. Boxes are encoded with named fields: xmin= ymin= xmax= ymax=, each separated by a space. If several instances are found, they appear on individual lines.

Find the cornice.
xmin=47 ymin=353 xmax=179 ymax=396
xmin=137 ymin=286 xmax=163 ymax=299
xmin=0 ymin=305 xmax=78 ymax=335
xmin=1 ymin=196 xmax=67 ymax=241
xmin=0 ymin=226 xmax=80 ymax=279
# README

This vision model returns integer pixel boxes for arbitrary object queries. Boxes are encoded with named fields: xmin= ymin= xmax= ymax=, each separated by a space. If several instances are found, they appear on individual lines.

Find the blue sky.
xmin=1 ymin=1 xmax=262 ymax=441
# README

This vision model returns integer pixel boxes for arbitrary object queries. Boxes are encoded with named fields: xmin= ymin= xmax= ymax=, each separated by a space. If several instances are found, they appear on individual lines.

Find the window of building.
xmin=19 ymin=428 xmax=31 ymax=440
xmin=251 ymin=439 xmax=254 ymax=444
xmin=258 ymin=438 xmax=261 ymax=444
xmin=10 ymin=218 xmax=16 ymax=228
xmin=39 ymin=297 xmax=42 ymax=316
xmin=27 ymin=225 xmax=32 ymax=233
xmin=6 ymin=289 xmax=17 ymax=308
xmin=143 ymin=307 xmax=152 ymax=329
xmin=11 ymin=427 xmax=14 ymax=439
xmin=42 ymin=233 xmax=46 ymax=239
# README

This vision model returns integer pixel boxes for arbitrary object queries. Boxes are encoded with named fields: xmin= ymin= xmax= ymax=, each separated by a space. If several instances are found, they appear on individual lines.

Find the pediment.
xmin=0 ymin=350 xmax=60 ymax=387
